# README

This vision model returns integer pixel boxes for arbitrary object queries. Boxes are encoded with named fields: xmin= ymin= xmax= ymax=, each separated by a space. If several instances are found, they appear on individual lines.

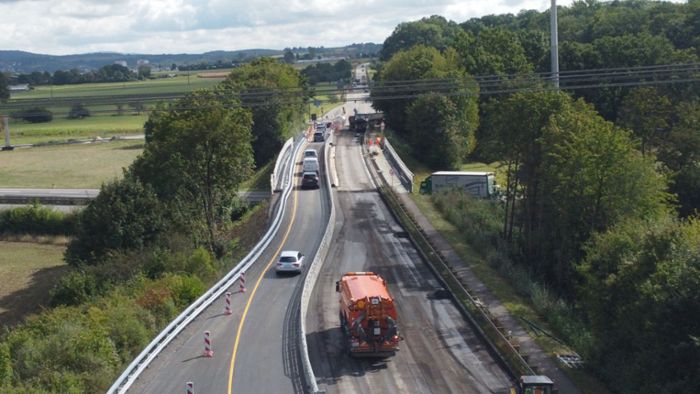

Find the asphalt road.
xmin=129 ymin=140 xmax=330 ymax=394
xmin=305 ymin=131 xmax=513 ymax=394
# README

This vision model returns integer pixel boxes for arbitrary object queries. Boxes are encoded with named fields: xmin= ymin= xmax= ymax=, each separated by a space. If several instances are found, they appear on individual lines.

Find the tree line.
xmin=0 ymin=57 xmax=308 ymax=392
xmin=373 ymin=1 xmax=700 ymax=392
xmin=10 ymin=63 xmax=151 ymax=86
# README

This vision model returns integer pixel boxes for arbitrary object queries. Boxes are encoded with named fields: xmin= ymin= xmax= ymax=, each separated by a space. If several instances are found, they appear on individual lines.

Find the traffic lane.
xmin=130 ymin=142 xmax=309 ymax=394
xmin=306 ymin=135 xmax=512 ymax=393
xmin=231 ymin=158 xmax=329 ymax=394
xmin=334 ymin=131 xmax=373 ymax=192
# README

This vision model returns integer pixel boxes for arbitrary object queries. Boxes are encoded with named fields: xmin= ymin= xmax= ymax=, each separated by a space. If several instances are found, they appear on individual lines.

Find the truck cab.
xmin=515 ymin=375 xmax=554 ymax=394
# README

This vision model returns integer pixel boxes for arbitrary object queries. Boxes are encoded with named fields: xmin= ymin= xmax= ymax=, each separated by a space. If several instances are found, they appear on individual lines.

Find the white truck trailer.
xmin=420 ymin=171 xmax=496 ymax=198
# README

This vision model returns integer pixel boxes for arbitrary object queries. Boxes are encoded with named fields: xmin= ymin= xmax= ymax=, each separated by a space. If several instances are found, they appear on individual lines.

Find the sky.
xmin=0 ymin=0 xmax=688 ymax=55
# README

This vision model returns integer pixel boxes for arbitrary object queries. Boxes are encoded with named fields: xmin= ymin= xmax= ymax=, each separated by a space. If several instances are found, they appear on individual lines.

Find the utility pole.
xmin=550 ymin=0 xmax=560 ymax=89
xmin=2 ymin=115 xmax=13 ymax=151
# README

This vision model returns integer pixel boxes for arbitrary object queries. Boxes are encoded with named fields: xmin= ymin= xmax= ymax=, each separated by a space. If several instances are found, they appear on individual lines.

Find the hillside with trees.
xmin=374 ymin=1 xmax=700 ymax=392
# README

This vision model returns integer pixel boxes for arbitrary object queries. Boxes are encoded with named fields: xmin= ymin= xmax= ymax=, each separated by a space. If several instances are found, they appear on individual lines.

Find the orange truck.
xmin=335 ymin=272 xmax=401 ymax=357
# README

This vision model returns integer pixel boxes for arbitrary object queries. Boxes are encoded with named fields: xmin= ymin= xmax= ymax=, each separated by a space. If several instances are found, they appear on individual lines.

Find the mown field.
xmin=0 ymin=139 xmax=143 ymax=188
xmin=0 ymin=239 xmax=68 ymax=326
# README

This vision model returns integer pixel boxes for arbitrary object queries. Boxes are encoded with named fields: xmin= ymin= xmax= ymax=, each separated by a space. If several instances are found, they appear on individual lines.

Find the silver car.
xmin=276 ymin=250 xmax=304 ymax=274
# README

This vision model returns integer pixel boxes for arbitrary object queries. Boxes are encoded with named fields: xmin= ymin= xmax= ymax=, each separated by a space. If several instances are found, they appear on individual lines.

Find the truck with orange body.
xmin=335 ymin=272 xmax=400 ymax=357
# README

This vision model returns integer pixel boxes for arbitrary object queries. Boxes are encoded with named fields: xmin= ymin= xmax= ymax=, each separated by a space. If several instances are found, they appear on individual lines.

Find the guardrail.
xmin=107 ymin=136 xmax=305 ymax=394
xmin=299 ymin=131 xmax=336 ymax=394
xmin=364 ymin=144 xmax=534 ymax=380
xmin=381 ymin=138 xmax=414 ymax=193
xmin=271 ymin=137 xmax=294 ymax=193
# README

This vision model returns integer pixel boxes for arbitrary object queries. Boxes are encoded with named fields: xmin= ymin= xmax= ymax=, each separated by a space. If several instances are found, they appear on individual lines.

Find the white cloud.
xmin=0 ymin=0 xmax=689 ymax=55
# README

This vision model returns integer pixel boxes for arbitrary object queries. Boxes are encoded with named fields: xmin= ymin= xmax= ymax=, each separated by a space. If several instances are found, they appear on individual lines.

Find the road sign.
xmin=314 ymin=100 xmax=321 ymax=107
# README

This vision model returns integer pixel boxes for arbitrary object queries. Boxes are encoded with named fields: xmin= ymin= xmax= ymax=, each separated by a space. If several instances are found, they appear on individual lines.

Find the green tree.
xmin=580 ymin=217 xmax=700 ymax=392
xmin=283 ymin=48 xmax=295 ymax=64
xmin=0 ymin=72 xmax=9 ymax=102
xmin=406 ymin=93 xmax=464 ymax=169
xmin=618 ymin=87 xmax=672 ymax=155
xmin=481 ymin=90 xmax=573 ymax=241
xmin=456 ymin=27 xmax=533 ymax=76
xmin=68 ymin=103 xmax=90 ymax=119
xmin=65 ymin=177 xmax=166 ymax=266
xmin=137 ymin=65 xmax=151 ymax=79
xmin=537 ymin=99 xmax=669 ymax=287
xmin=380 ymin=15 xmax=469 ymax=61
xmin=372 ymin=45 xmax=478 ymax=144
xmin=220 ymin=58 xmax=307 ymax=166
xmin=131 ymin=90 xmax=254 ymax=252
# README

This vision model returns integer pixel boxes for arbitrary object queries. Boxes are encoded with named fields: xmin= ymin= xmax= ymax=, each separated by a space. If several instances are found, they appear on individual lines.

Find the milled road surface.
xmin=305 ymin=131 xmax=513 ymax=394
xmin=130 ymin=140 xmax=329 ymax=394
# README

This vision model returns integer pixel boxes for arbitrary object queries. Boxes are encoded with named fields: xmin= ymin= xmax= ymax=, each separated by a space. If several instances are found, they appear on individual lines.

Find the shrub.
xmin=67 ymin=103 xmax=90 ymax=119
xmin=11 ymin=107 xmax=53 ymax=123
xmin=0 ymin=204 xmax=77 ymax=235
xmin=49 ymin=271 xmax=98 ymax=306
xmin=65 ymin=177 xmax=166 ymax=266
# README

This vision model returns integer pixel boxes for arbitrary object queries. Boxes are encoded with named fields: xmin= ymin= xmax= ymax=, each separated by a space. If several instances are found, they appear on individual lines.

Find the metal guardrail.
xmin=299 ymin=131 xmax=336 ymax=394
xmin=381 ymin=138 xmax=414 ymax=193
xmin=271 ymin=137 xmax=294 ymax=192
xmin=107 ymin=136 xmax=305 ymax=394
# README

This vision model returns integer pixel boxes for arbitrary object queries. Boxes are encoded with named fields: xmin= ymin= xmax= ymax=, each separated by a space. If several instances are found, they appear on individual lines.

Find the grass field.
xmin=0 ymin=139 xmax=143 ymax=188
xmin=1 ymin=74 xmax=225 ymax=144
xmin=9 ymin=74 xmax=222 ymax=101
xmin=7 ymin=115 xmax=147 ymax=145
xmin=0 ymin=240 xmax=68 ymax=326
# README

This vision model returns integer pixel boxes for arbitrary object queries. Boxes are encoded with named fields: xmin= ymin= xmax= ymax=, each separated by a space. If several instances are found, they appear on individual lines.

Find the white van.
xmin=303 ymin=157 xmax=319 ymax=173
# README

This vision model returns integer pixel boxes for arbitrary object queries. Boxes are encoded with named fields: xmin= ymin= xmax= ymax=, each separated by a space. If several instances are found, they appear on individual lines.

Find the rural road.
xmin=305 ymin=96 xmax=513 ymax=393
xmin=129 ymin=139 xmax=330 ymax=393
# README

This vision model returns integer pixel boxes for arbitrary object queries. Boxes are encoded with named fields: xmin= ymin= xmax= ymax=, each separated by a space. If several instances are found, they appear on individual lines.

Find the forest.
xmin=372 ymin=1 xmax=699 ymax=392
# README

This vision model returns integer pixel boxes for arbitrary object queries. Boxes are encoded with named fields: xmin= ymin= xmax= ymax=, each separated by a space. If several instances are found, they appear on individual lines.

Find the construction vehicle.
xmin=513 ymin=375 xmax=554 ymax=394
xmin=336 ymin=272 xmax=400 ymax=357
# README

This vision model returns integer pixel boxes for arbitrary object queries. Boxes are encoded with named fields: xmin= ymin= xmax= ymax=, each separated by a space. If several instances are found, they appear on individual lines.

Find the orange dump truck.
xmin=336 ymin=272 xmax=400 ymax=357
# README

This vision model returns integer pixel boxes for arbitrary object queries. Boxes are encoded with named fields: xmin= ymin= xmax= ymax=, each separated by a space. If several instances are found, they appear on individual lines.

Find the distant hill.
xmin=0 ymin=44 xmax=381 ymax=73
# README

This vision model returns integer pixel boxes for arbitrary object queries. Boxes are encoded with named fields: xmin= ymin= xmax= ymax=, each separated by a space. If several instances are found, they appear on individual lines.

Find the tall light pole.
xmin=550 ymin=0 xmax=559 ymax=89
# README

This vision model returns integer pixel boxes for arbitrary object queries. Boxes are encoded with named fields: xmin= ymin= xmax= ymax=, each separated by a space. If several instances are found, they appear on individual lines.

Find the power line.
xmin=2 ymin=62 xmax=699 ymax=119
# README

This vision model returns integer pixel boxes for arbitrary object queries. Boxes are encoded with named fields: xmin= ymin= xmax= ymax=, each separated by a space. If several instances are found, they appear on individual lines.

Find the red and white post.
xmin=203 ymin=331 xmax=213 ymax=357
xmin=186 ymin=381 xmax=194 ymax=394
xmin=225 ymin=291 xmax=232 ymax=315
xmin=239 ymin=272 xmax=246 ymax=293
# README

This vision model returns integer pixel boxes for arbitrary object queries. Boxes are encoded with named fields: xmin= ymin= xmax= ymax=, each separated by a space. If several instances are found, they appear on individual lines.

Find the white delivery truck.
xmin=420 ymin=171 xmax=496 ymax=198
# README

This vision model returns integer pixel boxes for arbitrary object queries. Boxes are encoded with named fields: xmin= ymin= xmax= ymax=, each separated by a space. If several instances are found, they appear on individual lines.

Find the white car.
xmin=304 ymin=149 xmax=318 ymax=159
xmin=276 ymin=250 xmax=304 ymax=274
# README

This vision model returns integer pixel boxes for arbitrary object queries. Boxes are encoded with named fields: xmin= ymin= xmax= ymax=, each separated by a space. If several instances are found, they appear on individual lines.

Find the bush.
xmin=67 ymin=103 xmax=90 ymax=119
xmin=65 ymin=177 xmax=166 ymax=266
xmin=49 ymin=271 xmax=98 ymax=306
xmin=11 ymin=107 xmax=53 ymax=123
xmin=0 ymin=204 xmax=77 ymax=235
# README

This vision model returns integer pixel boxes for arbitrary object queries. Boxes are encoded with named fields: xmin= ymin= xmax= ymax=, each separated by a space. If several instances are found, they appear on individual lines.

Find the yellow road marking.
xmin=227 ymin=160 xmax=300 ymax=394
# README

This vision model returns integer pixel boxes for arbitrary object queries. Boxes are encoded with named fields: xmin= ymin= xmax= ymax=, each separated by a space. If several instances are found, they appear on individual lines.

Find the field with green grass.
xmin=0 ymin=239 xmax=68 ymax=326
xmin=1 ymin=74 xmax=226 ymax=144
xmin=0 ymin=140 xmax=143 ymax=188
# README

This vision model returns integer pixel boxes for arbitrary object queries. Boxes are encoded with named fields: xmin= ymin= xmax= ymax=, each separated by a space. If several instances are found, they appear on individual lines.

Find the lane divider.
xmin=227 ymin=165 xmax=300 ymax=394
xmin=299 ymin=128 xmax=337 ymax=394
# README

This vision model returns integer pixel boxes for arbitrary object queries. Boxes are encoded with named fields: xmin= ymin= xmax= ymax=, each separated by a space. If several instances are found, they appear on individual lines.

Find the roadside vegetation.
xmin=375 ymin=2 xmax=700 ymax=392
xmin=0 ymin=59 xmax=308 ymax=392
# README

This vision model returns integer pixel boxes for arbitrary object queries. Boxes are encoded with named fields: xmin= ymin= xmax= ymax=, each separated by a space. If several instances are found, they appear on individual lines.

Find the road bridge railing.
xmin=108 ymin=135 xmax=306 ymax=394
